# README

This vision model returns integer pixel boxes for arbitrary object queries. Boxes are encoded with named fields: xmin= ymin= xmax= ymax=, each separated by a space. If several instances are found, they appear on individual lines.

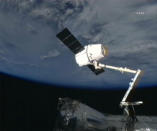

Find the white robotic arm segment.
xmin=98 ymin=64 xmax=137 ymax=74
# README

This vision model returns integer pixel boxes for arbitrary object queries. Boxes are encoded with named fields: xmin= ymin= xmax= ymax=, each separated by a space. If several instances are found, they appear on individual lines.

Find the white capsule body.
xmin=75 ymin=44 xmax=108 ymax=66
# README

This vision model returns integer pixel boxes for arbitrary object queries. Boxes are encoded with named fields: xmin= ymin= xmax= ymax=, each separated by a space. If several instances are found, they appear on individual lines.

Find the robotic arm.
xmin=75 ymin=44 xmax=143 ymax=121
xmin=96 ymin=62 xmax=143 ymax=121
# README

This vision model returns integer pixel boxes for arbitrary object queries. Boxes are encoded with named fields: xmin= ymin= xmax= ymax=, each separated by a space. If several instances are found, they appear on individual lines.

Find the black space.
xmin=0 ymin=73 xmax=157 ymax=131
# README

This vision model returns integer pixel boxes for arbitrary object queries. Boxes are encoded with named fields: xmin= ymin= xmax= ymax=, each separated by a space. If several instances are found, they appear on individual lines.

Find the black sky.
xmin=0 ymin=73 xmax=157 ymax=131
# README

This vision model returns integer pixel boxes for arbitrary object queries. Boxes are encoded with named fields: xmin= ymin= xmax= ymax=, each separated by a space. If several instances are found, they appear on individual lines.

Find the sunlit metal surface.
xmin=54 ymin=98 xmax=157 ymax=131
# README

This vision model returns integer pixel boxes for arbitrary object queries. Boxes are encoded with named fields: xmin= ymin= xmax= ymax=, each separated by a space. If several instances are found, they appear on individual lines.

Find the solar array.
xmin=56 ymin=28 xmax=104 ymax=75
xmin=56 ymin=28 xmax=84 ymax=54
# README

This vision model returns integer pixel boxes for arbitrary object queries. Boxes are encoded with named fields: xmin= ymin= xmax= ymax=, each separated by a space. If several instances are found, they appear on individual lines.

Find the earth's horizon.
xmin=0 ymin=0 xmax=157 ymax=89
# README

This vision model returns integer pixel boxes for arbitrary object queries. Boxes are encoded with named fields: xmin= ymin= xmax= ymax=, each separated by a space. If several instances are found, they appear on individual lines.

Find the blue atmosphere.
xmin=0 ymin=0 xmax=157 ymax=89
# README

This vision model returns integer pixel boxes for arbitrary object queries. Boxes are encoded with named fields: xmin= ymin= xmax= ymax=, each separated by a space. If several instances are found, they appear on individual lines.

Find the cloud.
xmin=0 ymin=0 xmax=157 ymax=88
xmin=0 ymin=0 xmax=87 ymax=28
xmin=40 ymin=50 xmax=60 ymax=60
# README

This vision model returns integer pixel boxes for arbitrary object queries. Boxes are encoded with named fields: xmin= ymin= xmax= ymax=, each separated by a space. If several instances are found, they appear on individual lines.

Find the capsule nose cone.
xmin=102 ymin=46 xmax=109 ymax=57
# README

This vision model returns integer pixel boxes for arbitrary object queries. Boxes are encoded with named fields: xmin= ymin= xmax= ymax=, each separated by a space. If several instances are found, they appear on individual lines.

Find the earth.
xmin=0 ymin=0 xmax=157 ymax=89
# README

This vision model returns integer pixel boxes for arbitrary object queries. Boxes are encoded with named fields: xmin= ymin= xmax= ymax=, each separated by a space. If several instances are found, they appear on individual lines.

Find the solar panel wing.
xmin=56 ymin=28 xmax=104 ymax=75
xmin=87 ymin=65 xmax=104 ymax=75
xmin=56 ymin=28 xmax=84 ymax=54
